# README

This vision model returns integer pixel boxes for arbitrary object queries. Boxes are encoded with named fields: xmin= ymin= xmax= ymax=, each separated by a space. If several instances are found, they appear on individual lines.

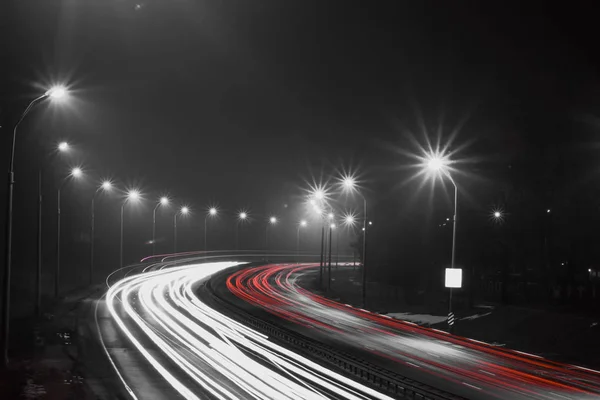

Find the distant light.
xmin=330 ymin=223 xmax=336 ymax=229
xmin=239 ymin=212 xmax=247 ymax=220
xmin=300 ymin=220 xmax=307 ymax=227
xmin=313 ymin=206 xmax=322 ymax=215
xmin=46 ymin=85 xmax=68 ymax=100
xmin=314 ymin=189 xmax=325 ymax=200
xmin=446 ymin=218 xmax=450 ymax=221
xmin=127 ymin=189 xmax=140 ymax=201
xmin=362 ymin=227 xmax=365 ymax=231
xmin=368 ymin=221 xmax=373 ymax=225
xmin=561 ymin=263 xmax=565 ymax=266
xmin=269 ymin=216 xmax=277 ymax=224
xmin=328 ymin=213 xmax=334 ymax=220
xmin=589 ymin=269 xmax=593 ymax=273
xmin=58 ymin=142 xmax=69 ymax=152
xmin=209 ymin=207 xmax=217 ymax=216
xmin=181 ymin=206 xmax=189 ymax=215
xmin=71 ymin=167 xmax=82 ymax=178
xmin=309 ymin=199 xmax=316 ymax=206
xmin=547 ymin=209 xmax=551 ymax=213
xmin=101 ymin=181 xmax=112 ymax=190
xmin=493 ymin=211 xmax=501 ymax=218
xmin=160 ymin=196 xmax=169 ymax=206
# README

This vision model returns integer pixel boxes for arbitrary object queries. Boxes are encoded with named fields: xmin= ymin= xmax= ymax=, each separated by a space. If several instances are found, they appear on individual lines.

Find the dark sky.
xmin=4 ymin=1 xmax=600 ymax=198
xmin=2 ymin=1 xmax=600 ymax=302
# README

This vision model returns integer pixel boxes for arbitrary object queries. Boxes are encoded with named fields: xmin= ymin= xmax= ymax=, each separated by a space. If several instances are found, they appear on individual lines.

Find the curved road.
xmin=99 ymin=260 xmax=393 ymax=399
xmin=226 ymin=263 xmax=600 ymax=400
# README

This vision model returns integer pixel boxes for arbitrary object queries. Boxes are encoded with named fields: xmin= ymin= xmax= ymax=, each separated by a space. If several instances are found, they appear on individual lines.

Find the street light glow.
xmin=181 ymin=206 xmax=189 ymax=215
xmin=269 ymin=216 xmax=277 ymax=224
xmin=300 ymin=220 xmax=307 ymax=227
xmin=328 ymin=213 xmax=334 ymax=220
xmin=494 ymin=211 xmax=501 ymax=218
xmin=160 ymin=196 xmax=169 ymax=206
xmin=127 ymin=189 xmax=140 ymax=201
xmin=343 ymin=213 xmax=356 ymax=227
xmin=58 ymin=142 xmax=69 ymax=152
xmin=417 ymin=150 xmax=454 ymax=182
xmin=330 ymin=223 xmax=336 ymax=229
xmin=239 ymin=211 xmax=248 ymax=220
xmin=71 ymin=167 xmax=82 ymax=178
xmin=209 ymin=207 xmax=217 ymax=216
xmin=427 ymin=156 xmax=445 ymax=171
xmin=339 ymin=173 xmax=360 ymax=194
xmin=46 ymin=85 xmax=68 ymax=100
xmin=314 ymin=189 xmax=325 ymax=200
xmin=101 ymin=181 xmax=112 ymax=190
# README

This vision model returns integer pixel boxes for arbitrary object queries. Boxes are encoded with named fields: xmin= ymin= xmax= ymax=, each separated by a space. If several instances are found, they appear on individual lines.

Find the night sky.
xmin=2 ymin=1 xmax=600 ymax=312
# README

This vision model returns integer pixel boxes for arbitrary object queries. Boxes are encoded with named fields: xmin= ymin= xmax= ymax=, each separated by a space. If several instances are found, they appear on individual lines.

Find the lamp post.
xmin=425 ymin=154 xmax=458 ymax=332
xmin=152 ymin=196 xmax=169 ymax=255
xmin=327 ymin=223 xmax=335 ymax=291
xmin=340 ymin=175 xmax=369 ymax=307
xmin=342 ymin=213 xmax=357 ymax=269
xmin=174 ymin=206 xmax=189 ymax=254
xmin=120 ymin=189 xmax=141 ymax=270
xmin=296 ymin=220 xmax=307 ymax=262
xmin=236 ymin=211 xmax=248 ymax=250
xmin=309 ymin=189 xmax=327 ymax=288
xmin=204 ymin=207 xmax=217 ymax=252
xmin=55 ymin=167 xmax=83 ymax=299
xmin=90 ymin=180 xmax=112 ymax=285
xmin=265 ymin=216 xmax=277 ymax=259
xmin=36 ymin=141 xmax=71 ymax=316
xmin=2 ymin=85 xmax=68 ymax=366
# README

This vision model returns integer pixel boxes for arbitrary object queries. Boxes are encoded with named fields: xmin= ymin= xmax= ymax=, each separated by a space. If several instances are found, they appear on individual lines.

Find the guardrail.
xmin=206 ymin=273 xmax=465 ymax=400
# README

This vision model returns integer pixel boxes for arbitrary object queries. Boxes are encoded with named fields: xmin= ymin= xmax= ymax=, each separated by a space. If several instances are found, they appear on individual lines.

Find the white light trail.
xmin=103 ymin=261 xmax=392 ymax=400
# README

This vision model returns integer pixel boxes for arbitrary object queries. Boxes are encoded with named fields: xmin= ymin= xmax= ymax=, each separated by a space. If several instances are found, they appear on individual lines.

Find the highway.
xmin=225 ymin=263 xmax=600 ymax=400
xmin=98 ymin=259 xmax=394 ymax=400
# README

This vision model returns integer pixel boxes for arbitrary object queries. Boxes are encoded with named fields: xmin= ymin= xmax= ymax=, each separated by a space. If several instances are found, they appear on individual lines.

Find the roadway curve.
xmin=100 ymin=260 xmax=394 ymax=400
xmin=225 ymin=263 xmax=600 ymax=400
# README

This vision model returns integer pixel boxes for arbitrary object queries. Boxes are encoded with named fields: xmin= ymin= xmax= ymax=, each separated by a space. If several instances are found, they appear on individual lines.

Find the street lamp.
xmin=423 ymin=153 xmax=458 ymax=332
xmin=35 ymin=141 xmax=72 ymax=316
xmin=152 ymin=196 xmax=170 ymax=255
xmin=46 ymin=85 xmax=68 ymax=100
xmin=235 ymin=211 xmax=249 ymax=250
xmin=55 ymin=167 xmax=84 ymax=299
xmin=2 ymin=84 xmax=69 ymax=366
xmin=339 ymin=173 xmax=369 ymax=306
xmin=327 ymin=223 xmax=336 ymax=290
xmin=204 ymin=207 xmax=218 ymax=252
xmin=57 ymin=141 xmax=69 ymax=152
xmin=308 ymin=187 xmax=330 ymax=287
xmin=174 ymin=206 xmax=189 ymax=254
xmin=265 ymin=216 xmax=277 ymax=259
xmin=297 ymin=220 xmax=307 ymax=262
xmin=120 ymin=189 xmax=141 ymax=270
xmin=90 ymin=180 xmax=112 ymax=285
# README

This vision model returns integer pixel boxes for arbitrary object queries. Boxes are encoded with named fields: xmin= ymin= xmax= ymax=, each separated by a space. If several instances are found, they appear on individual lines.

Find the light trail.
xmin=102 ymin=261 xmax=394 ymax=399
xmin=227 ymin=263 xmax=600 ymax=400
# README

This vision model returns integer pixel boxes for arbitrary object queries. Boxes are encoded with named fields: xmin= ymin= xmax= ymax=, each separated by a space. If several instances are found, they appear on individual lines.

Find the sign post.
xmin=445 ymin=268 xmax=462 ymax=333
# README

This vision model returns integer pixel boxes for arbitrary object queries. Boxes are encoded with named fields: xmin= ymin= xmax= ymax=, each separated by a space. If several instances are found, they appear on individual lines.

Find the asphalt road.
xmin=96 ymin=259 xmax=395 ymax=399
xmin=221 ymin=263 xmax=600 ymax=400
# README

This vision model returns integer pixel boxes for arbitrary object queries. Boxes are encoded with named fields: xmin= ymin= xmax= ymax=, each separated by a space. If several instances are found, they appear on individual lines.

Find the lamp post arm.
xmin=10 ymin=95 xmax=47 ymax=173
